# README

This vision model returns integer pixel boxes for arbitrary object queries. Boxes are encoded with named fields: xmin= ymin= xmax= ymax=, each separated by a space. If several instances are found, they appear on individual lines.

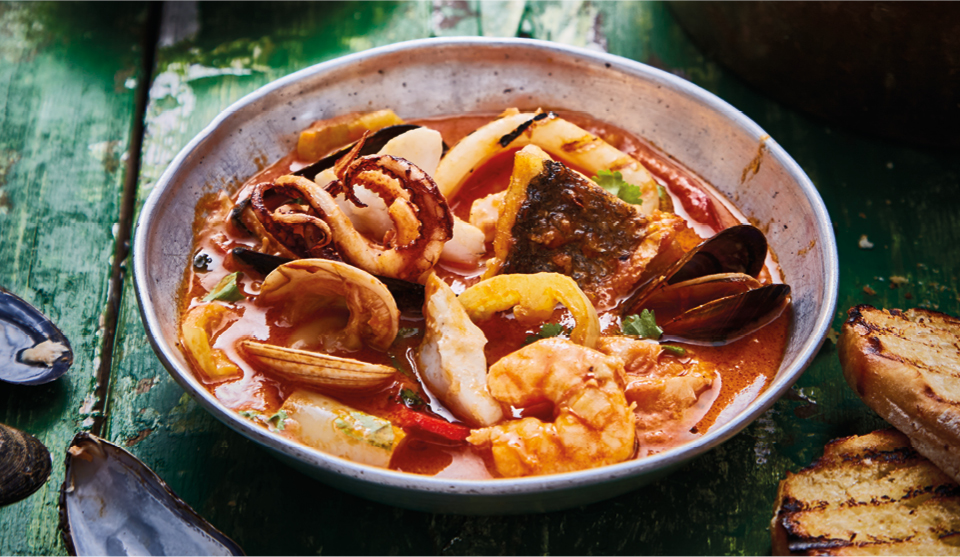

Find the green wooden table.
xmin=2 ymin=2 xmax=958 ymax=554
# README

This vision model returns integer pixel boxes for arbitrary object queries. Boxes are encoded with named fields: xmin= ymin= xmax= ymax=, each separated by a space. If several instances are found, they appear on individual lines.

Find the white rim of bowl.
xmin=134 ymin=37 xmax=839 ymax=497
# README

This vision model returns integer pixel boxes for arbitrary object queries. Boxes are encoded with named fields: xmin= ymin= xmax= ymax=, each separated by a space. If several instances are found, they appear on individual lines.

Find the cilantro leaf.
xmin=397 ymin=327 xmax=420 ymax=339
xmin=389 ymin=353 xmax=415 ymax=379
xmin=400 ymin=388 xmax=425 ymax=409
xmin=267 ymin=410 xmax=288 ymax=431
xmin=202 ymin=272 xmax=244 ymax=302
xmin=592 ymin=169 xmax=643 ymax=205
xmin=239 ymin=410 xmax=260 ymax=420
xmin=524 ymin=322 xmax=571 ymax=345
xmin=661 ymin=345 xmax=687 ymax=357
xmin=622 ymin=310 xmax=663 ymax=340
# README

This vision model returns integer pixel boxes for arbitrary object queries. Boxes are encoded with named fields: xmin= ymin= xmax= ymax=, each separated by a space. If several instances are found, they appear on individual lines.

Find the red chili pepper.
xmin=392 ymin=405 xmax=471 ymax=442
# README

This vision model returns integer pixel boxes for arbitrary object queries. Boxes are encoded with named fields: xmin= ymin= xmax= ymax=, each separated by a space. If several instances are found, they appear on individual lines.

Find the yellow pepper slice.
xmin=180 ymin=303 xmax=241 ymax=379
xmin=296 ymin=109 xmax=404 ymax=161
xmin=457 ymin=273 xmax=600 ymax=349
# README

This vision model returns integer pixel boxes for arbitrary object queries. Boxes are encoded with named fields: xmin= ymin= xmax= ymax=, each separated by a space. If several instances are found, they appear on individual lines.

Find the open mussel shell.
xmin=59 ymin=432 xmax=244 ymax=556
xmin=292 ymin=124 xmax=423 ymax=181
xmin=626 ymin=224 xmax=768 ymax=312
xmin=669 ymin=224 xmax=767 ymax=284
xmin=240 ymin=340 xmax=396 ymax=392
xmin=642 ymin=272 xmax=761 ymax=324
xmin=660 ymin=283 xmax=791 ymax=345
xmin=0 ymin=286 xmax=73 ymax=385
xmin=0 ymin=423 xmax=52 ymax=507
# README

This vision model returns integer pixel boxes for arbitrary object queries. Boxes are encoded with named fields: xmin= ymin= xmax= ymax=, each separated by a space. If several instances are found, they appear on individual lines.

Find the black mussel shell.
xmin=0 ymin=286 xmax=73 ymax=385
xmin=293 ymin=124 xmax=422 ymax=181
xmin=231 ymin=248 xmax=425 ymax=313
xmin=230 ymin=247 xmax=291 ymax=276
xmin=660 ymin=283 xmax=791 ymax=345
xmin=625 ymin=224 xmax=769 ymax=314
xmin=669 ymin=224 xmax=767 ymax=284
xmin=59 ymin=432 xmax=244 ymax=556
xmin=0 ymin=423 xmax=52 ymax=507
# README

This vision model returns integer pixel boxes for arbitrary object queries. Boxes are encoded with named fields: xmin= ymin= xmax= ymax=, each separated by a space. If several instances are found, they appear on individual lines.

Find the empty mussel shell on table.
xmin=0 ymin=286 xmax=73 ymax=385
xmin=0 ymin=423 xmax=52 ymax=507
xmin=59 ymin=432 xmax=244 ymax=556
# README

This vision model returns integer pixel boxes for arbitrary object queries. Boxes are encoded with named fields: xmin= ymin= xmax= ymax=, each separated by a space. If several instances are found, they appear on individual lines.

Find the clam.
xmin=59 ymin=432 xmax=244 ymax=556
xmin=240 ymin=340 xmax=396 ymax=392
xmin=0 ymin=423 xmax=52 ymax=507
xmin=0 ymin=286 xmax=73 ymax=385
xmin=230 ymin=247 xmax=426 ymax=313
xmin=625 ymin=225 xmax=790 ymax=345
xmin=258 ymin=258 xmax=400 ymax=351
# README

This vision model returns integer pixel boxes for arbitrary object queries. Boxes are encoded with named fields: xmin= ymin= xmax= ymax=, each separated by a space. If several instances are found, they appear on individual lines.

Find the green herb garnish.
xmin=397 ymin=327 xmax=420 ymax=339
xmin=661 ymin=345 xmax=687 ymax=357
xmin=524 ymin=322 xmax=571 ymax=345
xmin=400 ymin=388 xmax=425 ymax=409
xmin=267 ymin=410 xmax=288 ymax=431
xmin=335 ymin=412 xmax=395 ymax=449
xmin=622 ymin=309 xmax=662 ymax=340
xmin=202 ymin=272 xmax=244 ymax=302
xmin=389 ymin=353 xmax=415 ymax=379
xmin=593 ymin=169 xmax=643 ymax=205
xmin=239 ymin=410 xmax=260 ymax=420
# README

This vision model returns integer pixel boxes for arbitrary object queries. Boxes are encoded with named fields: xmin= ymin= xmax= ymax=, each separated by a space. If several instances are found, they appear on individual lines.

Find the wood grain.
xmin=0 ymin=3 xmax=147 ymax=554
xmin=4 ymin=1 xmax=960 ymax=554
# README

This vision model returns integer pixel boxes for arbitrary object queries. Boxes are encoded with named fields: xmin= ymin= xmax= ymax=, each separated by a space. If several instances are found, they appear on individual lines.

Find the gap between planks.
xmin=89 ymin=1 xmax=163 ymax=436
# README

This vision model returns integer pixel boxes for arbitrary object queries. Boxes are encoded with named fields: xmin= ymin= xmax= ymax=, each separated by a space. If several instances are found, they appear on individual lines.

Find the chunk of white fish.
xmin=417 ymin=274 xmax=504 ymax=426
xmin=279 ymin=390 xmax=405 ymax=468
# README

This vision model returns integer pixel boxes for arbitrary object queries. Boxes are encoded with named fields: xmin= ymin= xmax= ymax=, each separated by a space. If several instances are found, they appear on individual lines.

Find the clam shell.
xmin=240 ymin=340 xmax=396 ymax=392
xmin=0 ymin=286 xmax=73 ymax=385
xmin=59 ymin=432 xmax=244 ymax=556
xmin=0 ymin=423 xmax=52 ymax=507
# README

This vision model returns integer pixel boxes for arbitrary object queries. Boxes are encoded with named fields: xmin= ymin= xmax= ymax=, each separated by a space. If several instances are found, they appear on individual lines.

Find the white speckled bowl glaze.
xmin=134 ymin=37 xmax=838 ymax=514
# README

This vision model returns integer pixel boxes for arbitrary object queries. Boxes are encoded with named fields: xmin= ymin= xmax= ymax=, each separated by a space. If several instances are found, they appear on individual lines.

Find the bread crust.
xmin=839 ymin=304 xmax=960 ymax=483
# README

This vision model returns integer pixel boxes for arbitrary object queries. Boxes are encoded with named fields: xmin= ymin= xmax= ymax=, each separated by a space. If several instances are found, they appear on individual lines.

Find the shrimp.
xmin=467 ymin=338 xmax=635 ymax=477
xmin=596 ymin=337 xmax=716 ymax=455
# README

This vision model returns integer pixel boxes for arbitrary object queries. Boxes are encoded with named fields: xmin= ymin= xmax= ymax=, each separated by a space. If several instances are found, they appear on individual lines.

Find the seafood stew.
xmin=178 ymin=108 xmax=790 ymax=479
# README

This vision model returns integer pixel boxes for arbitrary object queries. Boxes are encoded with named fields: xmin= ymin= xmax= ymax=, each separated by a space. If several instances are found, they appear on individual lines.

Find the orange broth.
xmin=179 ymin=110 xmax=790 ymax=477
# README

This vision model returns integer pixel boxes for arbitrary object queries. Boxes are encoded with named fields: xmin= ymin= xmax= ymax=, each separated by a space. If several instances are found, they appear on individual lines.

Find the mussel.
xmin=0 ymin=286 xmax=73 ymax=385
xmin=0 ymin=423 xmax=52 ymax=507
xmin=625 ymin=225 xmax=790 ymax=345
xmin=59 ymin=432 xmax=244 ymax=556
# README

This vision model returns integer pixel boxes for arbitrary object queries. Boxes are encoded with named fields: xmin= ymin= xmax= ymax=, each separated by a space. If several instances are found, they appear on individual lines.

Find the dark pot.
xmin=669 ymin=1 xmax=960 ymax=148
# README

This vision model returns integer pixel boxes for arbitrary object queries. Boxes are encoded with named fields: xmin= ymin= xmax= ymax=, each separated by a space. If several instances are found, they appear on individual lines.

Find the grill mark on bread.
xmin=772 ymin=429 xmax=960 ymax=555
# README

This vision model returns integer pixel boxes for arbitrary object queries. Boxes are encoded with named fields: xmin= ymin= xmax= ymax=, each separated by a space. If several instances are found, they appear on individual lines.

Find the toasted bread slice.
xmin=771 ymin=429 xmax=960 ymax=555
xmin=839 ymin=305 xmax=960 ymax=483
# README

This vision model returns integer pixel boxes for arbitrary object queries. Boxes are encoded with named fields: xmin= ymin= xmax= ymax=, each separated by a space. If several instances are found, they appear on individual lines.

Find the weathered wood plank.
xmin=0 ymin=3 xmax=147 ymax=554
xmin=100 ymin=1 xmax=960 ymax=555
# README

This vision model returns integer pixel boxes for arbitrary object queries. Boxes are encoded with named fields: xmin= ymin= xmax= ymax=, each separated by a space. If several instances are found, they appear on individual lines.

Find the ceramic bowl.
xmin=133 ymin=37 xmax=838 ymax=514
